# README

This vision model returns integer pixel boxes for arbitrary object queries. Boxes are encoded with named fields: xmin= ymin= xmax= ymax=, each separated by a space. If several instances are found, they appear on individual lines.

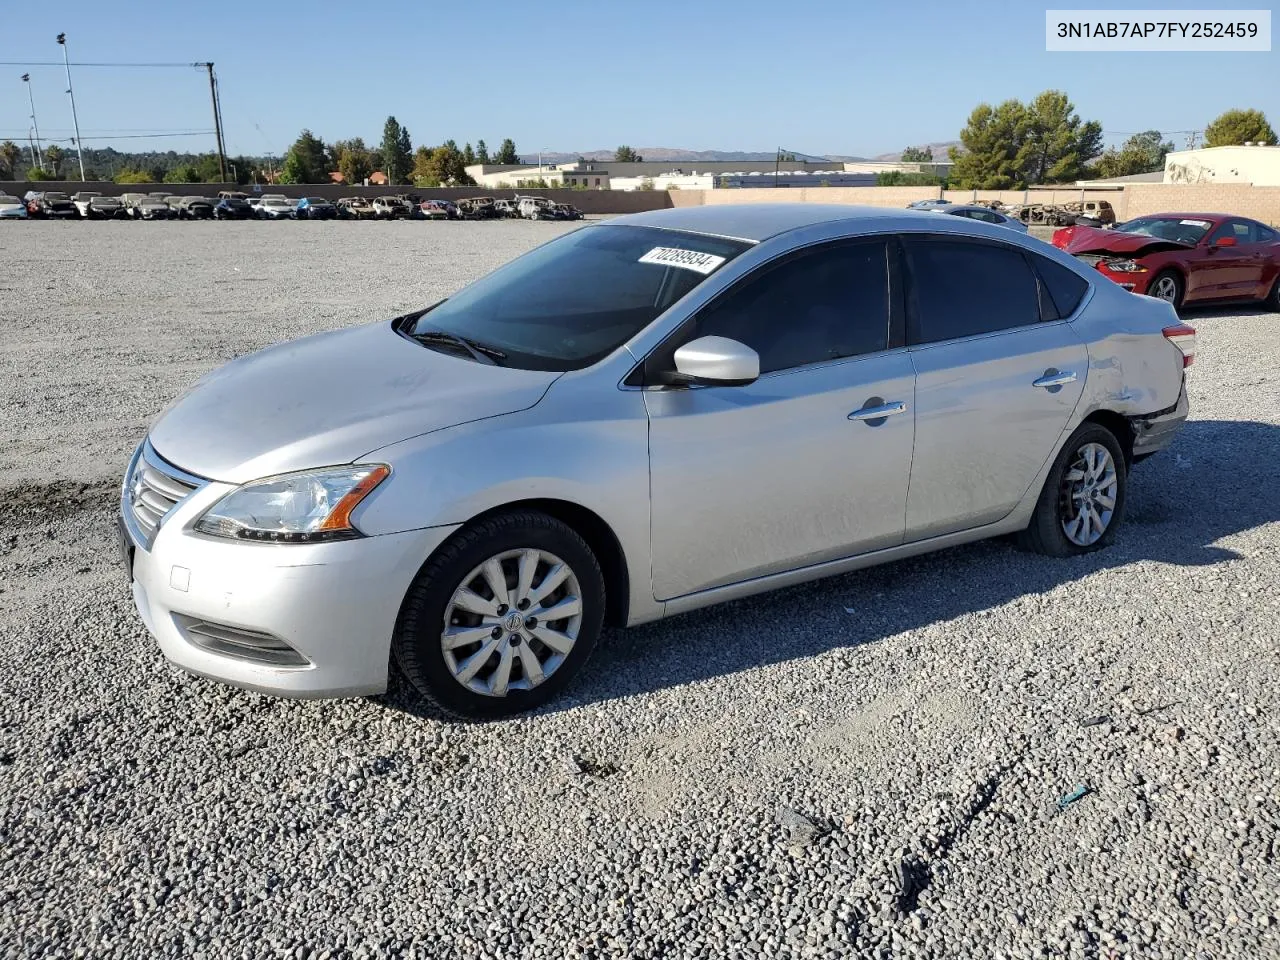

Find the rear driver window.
xmin=904 ymin=239 xmax=1040 ymax=344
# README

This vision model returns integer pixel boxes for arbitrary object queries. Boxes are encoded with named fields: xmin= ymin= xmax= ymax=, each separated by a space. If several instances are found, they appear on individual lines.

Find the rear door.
xmin=902 ymin=236 xmax=1089 ymax=541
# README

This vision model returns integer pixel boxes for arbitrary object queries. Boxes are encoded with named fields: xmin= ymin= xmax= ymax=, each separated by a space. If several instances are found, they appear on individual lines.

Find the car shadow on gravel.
xmin=379 ymin=418 xmax=1278 ymax=721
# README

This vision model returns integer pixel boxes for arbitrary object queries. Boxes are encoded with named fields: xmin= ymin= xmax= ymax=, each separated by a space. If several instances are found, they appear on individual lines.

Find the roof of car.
xmin=1131 ymin=212 xmax=1229 ymax=222
xmin=610 ymin=204 xmax=922 ymax=242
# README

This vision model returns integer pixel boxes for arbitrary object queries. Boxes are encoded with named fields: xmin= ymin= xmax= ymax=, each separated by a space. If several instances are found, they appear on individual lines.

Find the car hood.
xmin=149 ymin=321 xmax=559 ymax=484
xmin=1053 ymin=225 xmax=1193 ymax=258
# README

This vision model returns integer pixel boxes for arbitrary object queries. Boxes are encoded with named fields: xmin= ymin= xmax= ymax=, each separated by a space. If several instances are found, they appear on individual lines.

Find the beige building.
xmin=1163 ymin=144 xmax=1280 ymax=186
xmin=464 ymin=157 xmax=951 ymax=191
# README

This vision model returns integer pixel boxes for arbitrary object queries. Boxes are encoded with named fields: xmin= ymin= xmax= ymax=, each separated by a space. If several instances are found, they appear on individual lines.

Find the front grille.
xmin=174 ymin=615 xmax=309 ymax=667
xmin=125 ymin=442 xmax=204 ymax=549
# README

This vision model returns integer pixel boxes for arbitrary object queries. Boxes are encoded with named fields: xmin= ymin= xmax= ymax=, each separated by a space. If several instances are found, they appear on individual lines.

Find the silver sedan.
xmin=120 ymin=204 xmax=1192 ymax=717
xmin=927 ymin=203 xmax=1030 ymax=232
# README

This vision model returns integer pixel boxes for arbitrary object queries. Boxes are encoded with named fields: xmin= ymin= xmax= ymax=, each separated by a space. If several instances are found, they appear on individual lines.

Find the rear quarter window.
xmin=1030 ymin=253 xmax=1091 ymax=318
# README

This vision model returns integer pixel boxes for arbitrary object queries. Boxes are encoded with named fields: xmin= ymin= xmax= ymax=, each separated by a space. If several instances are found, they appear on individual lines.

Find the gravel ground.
xmin=1 ymin=221 xmax=1278 ymax=959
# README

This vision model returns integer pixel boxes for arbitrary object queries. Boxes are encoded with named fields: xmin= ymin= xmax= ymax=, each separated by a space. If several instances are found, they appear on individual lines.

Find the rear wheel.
xmin=1263 ymin=276 xmax=1280 ymax=312
xmin=393 ymin=511 xmax=605 ymax=719
xmin=1149 ymin=270 xmax=1183 ymax=309
xmin=1018 ymin=423 xmax=1127 ymax=557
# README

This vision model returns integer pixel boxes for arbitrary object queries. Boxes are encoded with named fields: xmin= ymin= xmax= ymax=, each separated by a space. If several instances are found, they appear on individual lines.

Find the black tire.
xmin=1148 ymin=269 xmax=1183 ymax=310
xmin=393 ymin=511 xmax=606 ymax=719
xmin=1264 ymin=276 xmax=1280 ymax=312
xmin=1018 ymin=422 xmax=1128 ymax=558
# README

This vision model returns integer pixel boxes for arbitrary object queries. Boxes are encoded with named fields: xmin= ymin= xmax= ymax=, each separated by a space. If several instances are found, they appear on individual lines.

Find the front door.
xmin=644 ymin=238 xmax=917 ymax=600
xmin=901 ymin=236 xmax=1088 ymax=540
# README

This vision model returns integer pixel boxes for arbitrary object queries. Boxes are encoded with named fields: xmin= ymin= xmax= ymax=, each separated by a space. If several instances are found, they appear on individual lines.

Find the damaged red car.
xmin=1053 ymin=213 xmax=1280 ymax=311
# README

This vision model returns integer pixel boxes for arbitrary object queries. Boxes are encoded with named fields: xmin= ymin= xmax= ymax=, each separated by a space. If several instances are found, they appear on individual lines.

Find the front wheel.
xmin=1148 ymin=270 xmax=1183 ymax=310
xmin=1018 ymin=423 xmax=1127 ymax=557
xmin=393 ymin=512 xmax=606 ymax=719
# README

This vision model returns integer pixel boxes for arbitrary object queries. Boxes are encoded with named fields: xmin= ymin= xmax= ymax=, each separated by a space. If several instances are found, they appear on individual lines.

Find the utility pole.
xmin=21 ymin=74 xmax=43 ymax=172
xmin=55 ymin=33 xmax=86 ymax=181
xmin=200 ymin=62 xmax=228 ymax=183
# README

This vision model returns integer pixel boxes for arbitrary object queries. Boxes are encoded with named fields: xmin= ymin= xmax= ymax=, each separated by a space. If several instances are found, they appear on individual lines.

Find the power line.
xmin=0 ymin=131 xmax=215 ymax=142
xmin=0 ymin=60 xmax=207 ymax=68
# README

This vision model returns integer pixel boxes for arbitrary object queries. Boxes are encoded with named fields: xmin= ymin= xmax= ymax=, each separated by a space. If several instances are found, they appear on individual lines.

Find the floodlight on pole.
xmin=21 ymin=73 xmax=44 ymax=171
xmin=55 ymin=32 xmax=87 ymax=181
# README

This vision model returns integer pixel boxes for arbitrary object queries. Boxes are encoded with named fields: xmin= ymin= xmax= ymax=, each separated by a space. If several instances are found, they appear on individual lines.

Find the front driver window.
xmin=690 ymin=240 xmax=890 ymax=374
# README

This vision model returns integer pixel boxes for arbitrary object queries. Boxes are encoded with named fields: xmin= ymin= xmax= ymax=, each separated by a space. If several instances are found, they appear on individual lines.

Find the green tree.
xmin=411 ymin=145 xmax=439 ymax=186
xmin=278 ymin=129 xmax=328 ymax=183
xmin=334 ymin=138 xmax=372 ymax=184
xmin=777 ymin=151 xmax=797 ymax=163
xmin=949 ymin=100 xmax=1031 ymax=189
xmin=164 ymin=164 xmax=201 ymax=183
xmin=1092 ymin=130 xmax=1174 ymax=179
xmin=877 ymin=171 xmax=943 ymax=186
xmin=44 ymin=145 xmax=66 ymax=177
xmin=1204 ymin=108 xmax=1277 ymax=147
xmin=614 ymin=145 xmax=643 ymax=162
xmin=493 ymin=139 xmax=519 ymax=164
xmin=463 ymin=142 xmax=476 ymax=167
xmin=950 ymin=90 xmax=1101 ymax=188
xmin=900 ymin=145 xmax=933 ymax=162
xmin=1021 ymin=90 xmax=1103 ymax=183
xmin=114 ymin=169 xmax=154 ymax=183
xmin=0 ymin=140 xmax=22 ymax=178
xmin=475 ymin=139 xmax=490 ymax=164
xmin=380 ymin=116 xmax=413 ymax=184
xmin=27 ymin=167 xmax=54 ymax=181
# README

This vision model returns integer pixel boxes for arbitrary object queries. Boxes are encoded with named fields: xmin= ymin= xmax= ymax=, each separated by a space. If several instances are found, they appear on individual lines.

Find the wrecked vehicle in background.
xmin=554 ymin=203 xmax=584 ymax=221
xmin=336 ymin=197 xmax=376 ymax=220
xmin=456 ymin=197 xmax=498 ymax=220
xmin=1053 ymin=213 xmax=1280 ymax=310
xmin=1063 ymin=199 xmax=1116 ymax=226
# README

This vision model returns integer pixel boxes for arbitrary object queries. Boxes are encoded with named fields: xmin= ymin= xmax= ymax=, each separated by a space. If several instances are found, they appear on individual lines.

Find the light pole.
xmin=21 ymin=74 xmax=44 ymax=171
xmin=55 ymin=33 xmax=87 ymax=181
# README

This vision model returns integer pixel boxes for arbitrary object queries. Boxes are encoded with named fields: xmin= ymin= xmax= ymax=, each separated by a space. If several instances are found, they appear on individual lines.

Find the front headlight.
xmin=195 ymin=464 xmax=390 ymax=543
xmin=1102 ymin=258 xmax=1147 ymax=273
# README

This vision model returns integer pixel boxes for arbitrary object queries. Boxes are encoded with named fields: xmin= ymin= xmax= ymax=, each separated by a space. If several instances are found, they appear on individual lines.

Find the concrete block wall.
xmin=669 ymin=184 xmax=1280 ymax=226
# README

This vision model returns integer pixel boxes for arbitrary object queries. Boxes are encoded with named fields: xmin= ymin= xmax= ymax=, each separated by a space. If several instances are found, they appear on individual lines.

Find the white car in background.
xmin=257 ymin=197 xmax=295 ymax=220
xmin=71 ymin=191 xmax=102 ymax=217
xmin=0 ymin=193 xmax=29 ymax=219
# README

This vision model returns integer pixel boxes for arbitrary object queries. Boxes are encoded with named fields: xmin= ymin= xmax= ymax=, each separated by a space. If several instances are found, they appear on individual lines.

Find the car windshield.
xmin=46 ymin=193 xmax=69 ymax=201
xmin=407 ymin=224 xmax=751 ymax=371
xmin=1113 ymin=216 xmax=1213 ymax=244
xmin=306 ymin=198 xmax=326 ymax=203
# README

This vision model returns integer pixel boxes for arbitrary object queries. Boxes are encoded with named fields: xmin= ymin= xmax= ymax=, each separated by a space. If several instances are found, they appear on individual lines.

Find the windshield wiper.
xmin=410 ymin=328 xmax=507 ymax=366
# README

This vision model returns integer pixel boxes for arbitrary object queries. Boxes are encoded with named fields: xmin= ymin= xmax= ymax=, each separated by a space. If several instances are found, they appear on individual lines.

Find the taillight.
xmin=1163 ymin=324 xmax=1196 ymax=367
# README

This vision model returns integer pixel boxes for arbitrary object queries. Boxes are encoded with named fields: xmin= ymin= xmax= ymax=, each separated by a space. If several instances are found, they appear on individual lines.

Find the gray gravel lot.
xmin=1 ymin=221 xmax=1278 ymax=959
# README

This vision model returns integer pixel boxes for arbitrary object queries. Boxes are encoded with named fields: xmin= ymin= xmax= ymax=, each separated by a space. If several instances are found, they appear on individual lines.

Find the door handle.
xmin=1032 ymin=370 xmax=1078 ymax=389
xmin=848 ymin=400 xmax=907 ymax=422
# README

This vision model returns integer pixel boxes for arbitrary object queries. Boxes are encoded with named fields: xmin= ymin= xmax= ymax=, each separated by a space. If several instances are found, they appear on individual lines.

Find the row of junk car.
xmin=0 ymin=189 xmax=585 ymax=222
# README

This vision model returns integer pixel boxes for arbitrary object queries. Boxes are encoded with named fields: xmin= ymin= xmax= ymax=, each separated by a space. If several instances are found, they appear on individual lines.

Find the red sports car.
xmin=1053 ymin=213 xmax=1280 ymax=311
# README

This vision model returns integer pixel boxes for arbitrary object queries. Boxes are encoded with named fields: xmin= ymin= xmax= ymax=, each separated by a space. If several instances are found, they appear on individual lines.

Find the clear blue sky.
xmin=3 ymin=0 xmax=1276 ymax=160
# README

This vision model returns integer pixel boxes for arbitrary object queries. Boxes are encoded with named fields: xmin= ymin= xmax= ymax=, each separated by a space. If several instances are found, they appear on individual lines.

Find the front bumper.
xmin=121 ymin=472 xmax=459 ymax=698
xmin=1094 ymin=264 xmax=1154 ymax=294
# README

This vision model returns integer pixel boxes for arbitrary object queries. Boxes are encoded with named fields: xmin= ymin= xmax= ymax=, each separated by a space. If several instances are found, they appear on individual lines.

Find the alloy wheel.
xmin=441 ymin=549 xmax=583 ymax=697
xmin=1059 ymin=442 xmax=1118 ymax=546
xmin=1151 ymin=275 xmax=1179 ymax=304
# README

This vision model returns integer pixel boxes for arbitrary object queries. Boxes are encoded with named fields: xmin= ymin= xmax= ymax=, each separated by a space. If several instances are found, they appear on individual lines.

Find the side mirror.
xmin=671 ymin=336 xmax=760 ymax=387
xmin=1213 ymin=235 xmax=1237 ymax=248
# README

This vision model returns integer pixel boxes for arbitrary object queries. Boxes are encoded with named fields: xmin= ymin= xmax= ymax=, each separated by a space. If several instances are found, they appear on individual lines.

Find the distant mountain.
xmin=517 ymin=148 xmax=867 ymax=164
xmin=870 ymin=141 xmax=962 ymax=162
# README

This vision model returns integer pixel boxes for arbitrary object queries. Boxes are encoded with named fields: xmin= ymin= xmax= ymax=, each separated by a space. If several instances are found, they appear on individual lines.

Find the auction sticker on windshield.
xmin=1180 ymin=219 xmax=1213 ymax=227
xmin=638 ymin=247 xmax=727 ymax=275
